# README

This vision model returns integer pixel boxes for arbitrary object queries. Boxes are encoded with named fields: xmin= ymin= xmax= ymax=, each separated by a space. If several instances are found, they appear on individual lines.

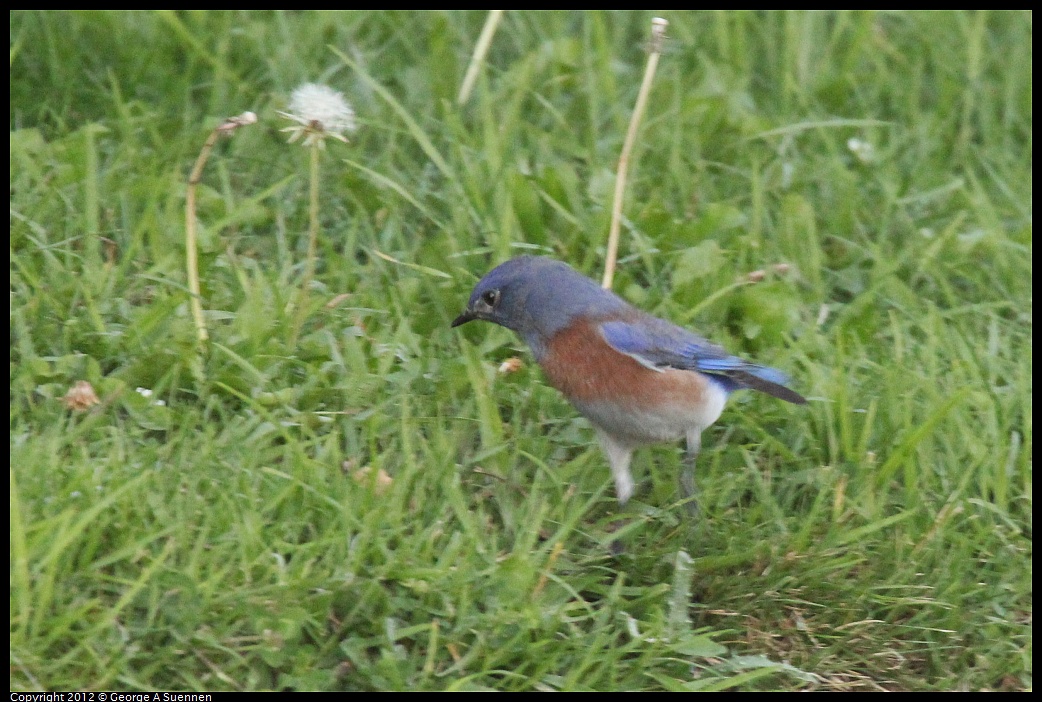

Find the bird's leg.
xmin=593 ymin=428 xmax=637 ymax=556
xmin=594 ymin=428 xmax=635 ymax=504
xmin=680 ymin=428 xmax=703 ymax=516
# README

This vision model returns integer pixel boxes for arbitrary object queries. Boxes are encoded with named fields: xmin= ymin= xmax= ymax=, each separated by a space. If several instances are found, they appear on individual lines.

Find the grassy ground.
xmin=10 ymin=10 xmax=1031 ymax=691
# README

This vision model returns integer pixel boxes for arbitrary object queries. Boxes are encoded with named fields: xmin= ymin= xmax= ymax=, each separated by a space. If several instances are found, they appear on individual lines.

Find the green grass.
xmin=10 ymin=10 xmax=1031 ymax=691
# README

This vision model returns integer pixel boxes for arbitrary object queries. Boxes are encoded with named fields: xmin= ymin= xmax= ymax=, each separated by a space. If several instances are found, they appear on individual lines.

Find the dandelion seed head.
xmin=498 ymin=357 xmax=524 ymax=374
xmin=217 ymin=111 xmax=258 ymax=133
xmin=279 ymin=83 xmax=356 ymax=148
xmin=351 ymin=465 xmax=393 ymax=495
xmin=650 ymin=17 xmax=668 ymax=51
xmin=847 ymin=137 xmax=877 ymax=165
xmin=62 ymin=380 xmax=100 ymax=411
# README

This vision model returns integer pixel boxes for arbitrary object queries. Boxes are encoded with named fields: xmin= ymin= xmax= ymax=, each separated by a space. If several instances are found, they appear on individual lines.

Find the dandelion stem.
xmin=602 ymin=17 xmax=668 ymax=290
xmin=458 ymin=10 xmax=506 ymax=105
xmin=278 ymin=83 xmax=354 ymax=347
xmin=185 ymin=130 xmax=221 ymax=343
xmin=290 ymin=143 xmax=322 ymax=347
xmin=184 ymin=112 xmax=256 ymax=345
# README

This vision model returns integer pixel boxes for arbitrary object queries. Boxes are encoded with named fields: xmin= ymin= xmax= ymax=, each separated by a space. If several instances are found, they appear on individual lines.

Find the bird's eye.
xmin=481 ymin=289 xmax=500 ymax=307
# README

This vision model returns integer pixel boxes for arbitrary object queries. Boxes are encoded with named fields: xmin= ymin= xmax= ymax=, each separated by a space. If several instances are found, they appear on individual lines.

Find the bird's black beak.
xmin=451 ymin=310 xmax=476 ymax=328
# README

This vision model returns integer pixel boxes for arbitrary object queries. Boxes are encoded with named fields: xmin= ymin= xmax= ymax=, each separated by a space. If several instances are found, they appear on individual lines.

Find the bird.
xmin=451 ymin=256 xmax=806 ymax=513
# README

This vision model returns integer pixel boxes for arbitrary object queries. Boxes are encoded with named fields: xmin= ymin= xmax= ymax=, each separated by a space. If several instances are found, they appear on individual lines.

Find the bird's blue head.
xmin=452 ymin=256 xmax=631 ymax=357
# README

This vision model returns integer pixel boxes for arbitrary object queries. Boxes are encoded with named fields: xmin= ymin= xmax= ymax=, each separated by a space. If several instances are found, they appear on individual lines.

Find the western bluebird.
xmin=452 ymin=256 xmax=806 ymax=513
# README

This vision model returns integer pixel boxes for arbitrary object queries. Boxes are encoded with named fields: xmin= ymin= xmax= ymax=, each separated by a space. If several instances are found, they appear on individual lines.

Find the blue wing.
xmin=600 ymin=318 xmax=806 ymax=404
